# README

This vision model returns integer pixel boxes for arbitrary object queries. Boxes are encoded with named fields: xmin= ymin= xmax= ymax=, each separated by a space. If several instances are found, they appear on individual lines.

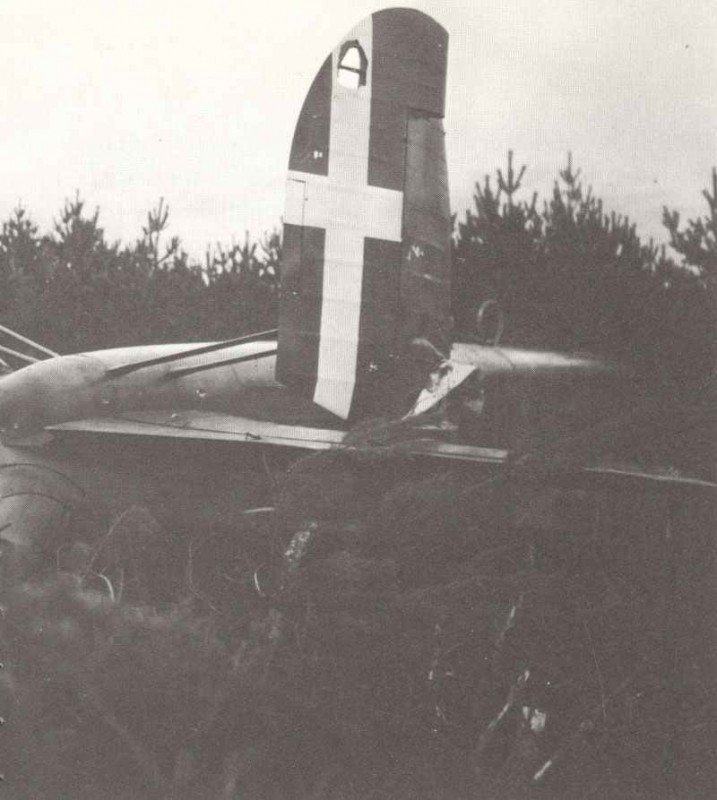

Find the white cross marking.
xmin=284 ymin=16 xmax=404 ymax=418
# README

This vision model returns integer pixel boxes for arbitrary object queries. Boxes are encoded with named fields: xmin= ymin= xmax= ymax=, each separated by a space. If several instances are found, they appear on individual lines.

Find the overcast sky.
xmin=1 ymin=0 xmax=715 ymax=257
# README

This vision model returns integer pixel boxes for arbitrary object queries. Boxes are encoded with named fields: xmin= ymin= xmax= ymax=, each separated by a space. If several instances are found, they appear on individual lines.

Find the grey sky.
xmin=1 ymin=0 xmax=715 ymax=257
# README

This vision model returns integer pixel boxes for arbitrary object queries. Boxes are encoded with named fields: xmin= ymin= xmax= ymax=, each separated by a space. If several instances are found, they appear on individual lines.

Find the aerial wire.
xmin=0 ymin=323 xmax=59 ymax=358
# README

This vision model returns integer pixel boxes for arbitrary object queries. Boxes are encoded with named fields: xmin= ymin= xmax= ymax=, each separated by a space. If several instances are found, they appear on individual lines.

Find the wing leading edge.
xmin=48 ymin=411 xmax=715 ymax=495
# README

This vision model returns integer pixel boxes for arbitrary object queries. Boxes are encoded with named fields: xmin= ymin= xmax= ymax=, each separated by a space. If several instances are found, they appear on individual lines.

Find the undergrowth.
xmin=0 ymin=445 xmax=714 ymax=798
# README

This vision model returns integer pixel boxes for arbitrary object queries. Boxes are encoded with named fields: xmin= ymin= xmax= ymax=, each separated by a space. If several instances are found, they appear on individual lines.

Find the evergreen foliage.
xmin=453 ymin=154 xmax=716 ymax=383
xmin=0 ymin=197 xmax=279 ymax=354
xmin=663 ymin=167 xmax=717 ymax=282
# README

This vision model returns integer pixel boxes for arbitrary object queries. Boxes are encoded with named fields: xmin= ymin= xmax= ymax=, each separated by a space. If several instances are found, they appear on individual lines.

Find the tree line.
xmin=453 ymin=154 xmax=715 ymax=383
xmin=0 ymin=196 xmax=279 ymax=355
xmin=1 ymin=156 xmax=714 ymax=383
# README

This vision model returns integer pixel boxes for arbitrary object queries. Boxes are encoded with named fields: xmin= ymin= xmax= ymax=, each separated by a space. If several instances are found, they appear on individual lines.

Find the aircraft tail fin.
xmin=276 ymin=8 xmax=452 ymax=420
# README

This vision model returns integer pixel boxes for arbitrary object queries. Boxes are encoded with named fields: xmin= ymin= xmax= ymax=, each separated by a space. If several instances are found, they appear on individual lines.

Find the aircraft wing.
xmin=49 ymin=411 xmax=715 ymax=494
xmin=49 ymin=411 xmax=346 ymax=451
xmin=48 ymin=410 xmax=507 ymax=464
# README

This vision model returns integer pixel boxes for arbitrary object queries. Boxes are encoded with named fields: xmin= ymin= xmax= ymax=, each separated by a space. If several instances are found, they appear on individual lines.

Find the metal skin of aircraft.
xmin=0 ymin=9 xmax=713 ymax=580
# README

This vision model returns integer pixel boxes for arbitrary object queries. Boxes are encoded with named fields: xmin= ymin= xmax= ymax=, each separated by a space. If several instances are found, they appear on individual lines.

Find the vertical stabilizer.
xmin=277 ymin=8 xmax=451 ymax=419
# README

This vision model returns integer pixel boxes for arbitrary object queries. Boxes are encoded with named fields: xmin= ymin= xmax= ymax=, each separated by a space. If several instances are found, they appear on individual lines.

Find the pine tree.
xmin=453 ymin=154 xmax=715 ymax=382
